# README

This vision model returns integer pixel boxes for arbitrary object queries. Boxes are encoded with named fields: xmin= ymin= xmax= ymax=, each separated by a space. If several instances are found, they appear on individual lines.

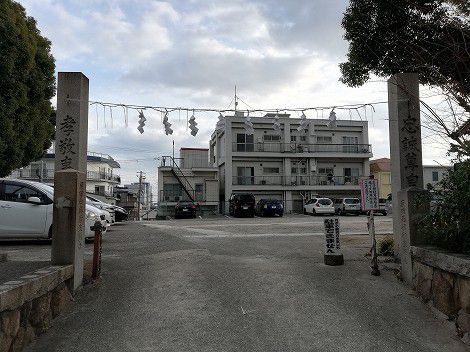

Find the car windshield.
xmin=318 ymin=199 xmax=332 ymax=205
xmin=345 ymin=199 xmax=360 ymax=204
xmin=238 ymin=195 xmax=254 ymax=202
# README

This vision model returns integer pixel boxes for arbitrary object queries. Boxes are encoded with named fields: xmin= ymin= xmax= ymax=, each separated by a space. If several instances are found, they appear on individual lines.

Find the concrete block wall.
xmin=412 ymin=247 xmax=470 ymax=345
xmin=0 ymin=266 xmax=73 ymax=352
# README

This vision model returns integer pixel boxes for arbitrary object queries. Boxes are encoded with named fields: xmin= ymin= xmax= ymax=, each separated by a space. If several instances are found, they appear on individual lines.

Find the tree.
xmin=0 ymin=0 xmax=56 ymax=177
xmin=340 ymin=0 xmax=470 ymax=159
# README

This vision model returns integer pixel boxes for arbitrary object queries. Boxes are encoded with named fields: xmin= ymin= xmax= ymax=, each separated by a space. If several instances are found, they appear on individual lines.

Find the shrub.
xmin=377 ymin=235 xmax=394 ymax=256
xmin=419 ymin=162 xmax=470 ymax=254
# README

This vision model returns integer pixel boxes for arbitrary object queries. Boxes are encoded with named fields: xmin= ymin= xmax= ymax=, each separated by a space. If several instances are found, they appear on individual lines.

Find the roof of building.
xmin=370 ymin=158 xmax=390 ymax=172
xmin=44 ymin=152 xmax=120 ymax=168
xmin=180 ymin=148 xmax=209 ymax=151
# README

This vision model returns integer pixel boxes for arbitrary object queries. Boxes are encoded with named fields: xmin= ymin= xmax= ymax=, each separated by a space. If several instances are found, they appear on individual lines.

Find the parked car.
xmin=86 ymin=195 xmax=116 ymax=224
xmin=113 ymin=205 xmax=129 ymax=222
xmin=378 ymin=198 xmax=388 ymax=216
xmin=255 ymin=199 xmax=284 ymax=217
xmin=175 ymin=201 xmax=197 ymax=219
xmin=304 ymin=197 xmax=335 ymax=215
xmin=0 ymin=179 xmax=106 ymax=239
xmin=334 ymin=198 xmax=361 ymax=215
xmin=229 ymin=193 xmax=255 ymax=217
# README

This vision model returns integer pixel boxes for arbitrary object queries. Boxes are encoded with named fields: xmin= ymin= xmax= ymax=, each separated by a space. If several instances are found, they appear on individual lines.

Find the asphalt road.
xmin=22 ymin=216 xmax=467 ymax=352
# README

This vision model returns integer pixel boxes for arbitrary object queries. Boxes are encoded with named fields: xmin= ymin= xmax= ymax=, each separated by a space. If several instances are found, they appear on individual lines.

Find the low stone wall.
xmin=0 ymin=265 xmax=73 ymax=352
xmin=412 ymin=246 xmax=470 ymax=344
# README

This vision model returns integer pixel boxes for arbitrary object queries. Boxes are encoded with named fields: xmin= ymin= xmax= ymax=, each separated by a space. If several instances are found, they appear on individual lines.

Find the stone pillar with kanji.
xmin=51 ymin=72 xmax=89 ymax=291
xmin=388 ymin=73 xmax=429 ymax=284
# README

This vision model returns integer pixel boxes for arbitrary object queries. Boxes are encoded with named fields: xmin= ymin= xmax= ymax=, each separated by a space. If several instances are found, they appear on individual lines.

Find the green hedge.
xmin=419 ymin=162 xmax=470 ymax=254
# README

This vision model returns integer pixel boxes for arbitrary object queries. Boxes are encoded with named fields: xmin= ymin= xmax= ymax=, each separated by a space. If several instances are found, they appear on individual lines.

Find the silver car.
xmin=334 ymin=198 xmax=361 ymax=215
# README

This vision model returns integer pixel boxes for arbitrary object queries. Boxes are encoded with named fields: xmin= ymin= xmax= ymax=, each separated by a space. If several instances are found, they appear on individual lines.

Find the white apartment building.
xmin=8 ymin=151 xmax=121 ymax=202
xmin=157 ymin=148 xmax=219 ymax=216
xmin=423 ymin=165 xmax=451 ymax=188
xmin=210 ymin=113 xmax=372 ymax=214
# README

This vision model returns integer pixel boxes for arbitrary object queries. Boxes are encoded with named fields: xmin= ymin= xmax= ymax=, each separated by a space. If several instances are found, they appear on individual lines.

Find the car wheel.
xmin=48 ymin=226 xmax=53 ymax=239
xmin=311 ymin=209 xmax=317 ymax=216
xmin=303 ymin=208 xmax=307 ymax=215
xmin=279 ymin=213 xmax=283 ymax=217
xmin=382 ymin=211 xmax=387 ymax=216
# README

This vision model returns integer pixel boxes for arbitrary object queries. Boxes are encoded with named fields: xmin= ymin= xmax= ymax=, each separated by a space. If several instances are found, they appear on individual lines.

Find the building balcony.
xmin=232 ymin=175 xmax=361 ymax=187
xmin=9 ymin=169 xmax=121 ymax=184
xmin=232 ymin=142 xmax=372 ymax=155
xmin=86 ymin=171 xmax=121 ymax=183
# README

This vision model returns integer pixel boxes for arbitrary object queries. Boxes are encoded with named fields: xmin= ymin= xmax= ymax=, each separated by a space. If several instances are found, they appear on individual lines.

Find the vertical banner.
xmin=360 ymin=178 xmax=380 ymax=211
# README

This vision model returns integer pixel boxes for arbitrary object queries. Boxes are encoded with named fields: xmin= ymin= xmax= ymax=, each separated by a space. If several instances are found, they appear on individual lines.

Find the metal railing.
xmin=159 ymin=189 xmax=205 ymax=203
xmin=86 ymin=171 xmax=121 ymax=183
xmin=232 ymin=143 xmax=372 ymax=154
xmin=162 ymin=156 xmax=196 ymax=202
xmin=232 ymin=175 xmax=361 ymax=186
xmin=8 ymin=168 xmax=120 ymax=183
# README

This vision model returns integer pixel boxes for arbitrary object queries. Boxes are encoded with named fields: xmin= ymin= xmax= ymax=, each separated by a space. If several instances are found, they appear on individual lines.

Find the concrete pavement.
xmin=23 ymin=217 xmax=467 ymax=352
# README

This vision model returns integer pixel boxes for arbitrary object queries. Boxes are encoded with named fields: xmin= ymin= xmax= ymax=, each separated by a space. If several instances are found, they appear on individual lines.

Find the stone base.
xmin=324 ymin=254 xmax=344 ymax=266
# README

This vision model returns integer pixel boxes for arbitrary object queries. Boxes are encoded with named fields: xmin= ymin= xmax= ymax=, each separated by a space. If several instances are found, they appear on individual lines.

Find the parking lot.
xmin=12 ymin=214 xmax=467 ymax=352
xmin=0 ymin=214 xmax=392 ymax=262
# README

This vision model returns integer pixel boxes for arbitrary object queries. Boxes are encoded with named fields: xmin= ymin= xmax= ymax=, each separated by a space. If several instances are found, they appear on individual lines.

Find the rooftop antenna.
xmin=234 ymin=85 xmax=238 ymax=113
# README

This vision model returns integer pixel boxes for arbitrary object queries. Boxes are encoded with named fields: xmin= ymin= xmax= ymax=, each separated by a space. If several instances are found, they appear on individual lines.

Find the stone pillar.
xmin=51 ymin=72 xmax=89 ymax=291
xmin=397 ymin=187 xmax=429 ymax=283
xmin=388 ymin=73 xmax=426 ymax=284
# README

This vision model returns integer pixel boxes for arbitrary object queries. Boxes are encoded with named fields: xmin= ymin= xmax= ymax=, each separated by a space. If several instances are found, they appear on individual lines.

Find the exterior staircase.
xmin=167 ymin=156 xmax=195 ymax=202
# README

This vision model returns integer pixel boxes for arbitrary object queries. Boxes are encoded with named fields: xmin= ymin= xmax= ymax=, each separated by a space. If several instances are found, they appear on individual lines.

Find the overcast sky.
xmin=19 ymin=0 xmax=451 ymax=197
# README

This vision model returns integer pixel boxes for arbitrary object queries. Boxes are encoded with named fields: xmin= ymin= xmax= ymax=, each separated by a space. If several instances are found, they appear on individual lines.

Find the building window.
xmin=432 ymin=171 xmax=439 ymax=182
xmin=342 ymin=136 xmax=359 ymax=153
xmin=236 ymin=134 xmax=254 ymax=152
xmin=300 ymin=136 xmax=306 ymax=142
xmin=263 ymin=135 xmax=281 ymax=142
xmin=343 ymin=168 xmax=360 ymax=184
xmin=291 ymin=167 xmax=298 ymax=174
xmin=163 ymin=184 xmax=183 ymax=201
xmin=263 ymin=167 xmax=280 ymax=174
xmin=291 ymin=135 xmax=297 ymax=142
xmin=237 ymin=167 xmax=254 ymax=185
xmin=300 ymin=167 xmax=307 ymax=174
xmin=318 ymin=167 xmax=334 ymax=175
xmin=317 ymin=136 xmax=332 ymax=143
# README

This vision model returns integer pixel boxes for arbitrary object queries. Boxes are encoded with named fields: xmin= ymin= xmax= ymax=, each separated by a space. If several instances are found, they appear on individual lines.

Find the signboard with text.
xmin=360 ymin=178 xmax=380 ymax=211
xmin=324 ymin=218 xmax=341 ymax=255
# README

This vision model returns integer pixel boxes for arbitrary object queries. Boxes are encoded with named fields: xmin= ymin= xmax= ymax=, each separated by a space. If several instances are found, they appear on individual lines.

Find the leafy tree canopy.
xmin=340 ymin=0 xmax=470 ymax=113
xmin=0 ymin=0 xmax=56 ymax=177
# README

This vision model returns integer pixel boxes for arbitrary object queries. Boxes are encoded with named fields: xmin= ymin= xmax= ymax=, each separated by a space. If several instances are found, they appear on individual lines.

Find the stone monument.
xmin=388 ymin=73 xmax=428 ymax=284
xmin=51 ymin=72 xmax=89 ymax=291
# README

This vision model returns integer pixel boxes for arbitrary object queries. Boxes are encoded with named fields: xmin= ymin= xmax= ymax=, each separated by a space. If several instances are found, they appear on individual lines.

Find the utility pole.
xmin=137 ymin=171 xmax=145 ymax=220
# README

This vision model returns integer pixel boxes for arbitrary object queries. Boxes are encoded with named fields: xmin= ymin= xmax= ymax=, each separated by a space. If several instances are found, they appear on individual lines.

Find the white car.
xmin=86 ymin=195 xmax=115 ymax=224
xmin=304 ymin=197 xmax=335 ymax=215
xmin=0 ymin=179 xmax=106 ymax=239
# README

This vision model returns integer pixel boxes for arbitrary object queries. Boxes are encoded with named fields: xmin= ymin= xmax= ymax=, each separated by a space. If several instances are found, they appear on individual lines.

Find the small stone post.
xmin=51 ymin=72 xmax=89 ymax=291
xmin=388 ymin=73 xmax=428 ymax=284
